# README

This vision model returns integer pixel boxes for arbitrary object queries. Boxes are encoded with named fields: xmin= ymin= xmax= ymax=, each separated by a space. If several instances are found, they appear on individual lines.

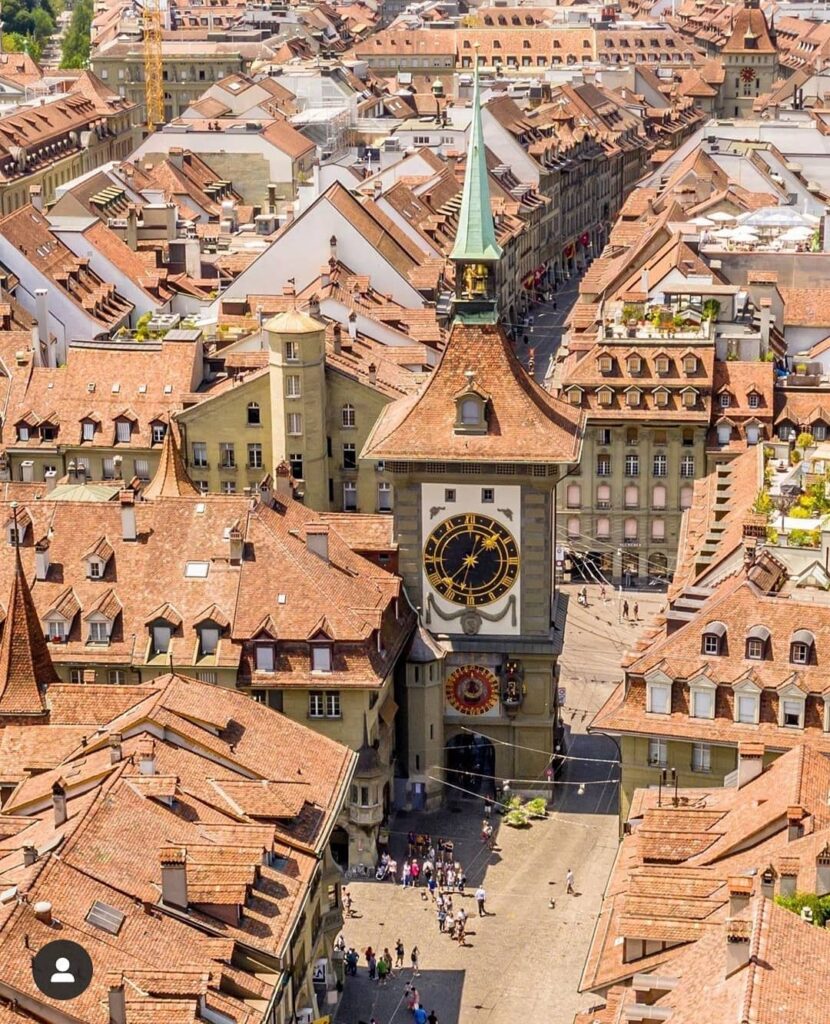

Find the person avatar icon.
xmin=50 ymin=957 xmax=75 ymax=984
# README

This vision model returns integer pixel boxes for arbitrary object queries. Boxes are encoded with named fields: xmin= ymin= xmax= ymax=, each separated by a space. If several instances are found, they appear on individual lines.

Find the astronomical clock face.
xmin=445 ymin=665 xmax=499 ymax=716
xmin=424 ymin=513 xmax=519 ymax=607
xmin=740 ymin=67 xmax=756 ymax=82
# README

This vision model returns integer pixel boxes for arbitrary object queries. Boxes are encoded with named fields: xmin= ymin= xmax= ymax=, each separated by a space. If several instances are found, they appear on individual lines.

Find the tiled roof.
xmin=363 ymin=321 xmax=584 ymax=463
xmin=0 ymin=671 xmax=355 ymax=1021
xmin=0 ymin=546 xmax=55 ymax=717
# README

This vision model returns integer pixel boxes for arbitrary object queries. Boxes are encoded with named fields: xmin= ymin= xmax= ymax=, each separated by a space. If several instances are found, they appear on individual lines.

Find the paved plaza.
xmin=335 ymin=584 xmax=664 ymax=1024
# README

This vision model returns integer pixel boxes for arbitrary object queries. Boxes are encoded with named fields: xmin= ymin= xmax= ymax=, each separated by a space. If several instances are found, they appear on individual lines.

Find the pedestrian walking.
xmin=377 ymin=956 xmax=388 ymax=985
xmin=475 ymin=885 xmax=487 ymax=916
xmin=457 ymin=868 xmax=466 ymax=894
xmin=428 ymin=876 xmax=437 ymax=899
xmin=411 ymin=860 xmax=421 ymax=887
xmin=428 ymin=1011 xmax=438 ymax=1024
xmin=484 ymin=795 xmax=492 ymax=819
xmin=622 ymin=599 xmax=629 ymax=620
xmin=437 ymin=906 xmax=447 ymax=932
xmin=579 ymin=586 xmax=588 ymax=607
xmin=633 ymin=602 xmax=639 ymax=621
xmin=446 ymin=866 xmax=455 ymax=889
xmin=456 ymin=919 xmax=466 ymax=946
xmin=428 ymin=845 xmax=436 ymax=863
xmin=566 ymin=868 xmax=575 ymax=895
xmin=395 ymin=939 xmax=405 ymax=968
xmin=366 ymin=948 xmax=376 ymax=980
xmin=411 ymin=946 xmax=420 ymax=977
xmin=600 ymin=584 xmax=607 ymax=600
xmin=414 ymin=1007 xmax=427 ymax=1024
xmin=344 ymin=889 xmax=354 ymax=917
xmin=388 ymin=857 xmax=398 ymax=884
xmin=445 ymin=894 xmax=453 ymax=916
xmin=407 ymin=831 xmax=417 ymax=857
xmin=402 ymin=860 xmax=411 ymax=887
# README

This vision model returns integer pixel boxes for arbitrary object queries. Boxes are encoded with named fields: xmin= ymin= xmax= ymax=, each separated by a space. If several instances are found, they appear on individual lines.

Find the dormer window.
xmin=88 ymin=558 xmax=103 ymax=579
xmin=734 ymin=681 xmax=761 ymax=724
xmin=646 ymin=677 xmax=671 ymax=714
xmin=17 ymin=424 xmax=29 ymax=441
xmin=720 ymin=393 xmax=731 ymax=409
xmin=454 ymin=372 xmax=489 ymax=435
xmin=683 ymin=355 xmax=697 ymax=374
xmin=780 ymin=691 xmax=805 ymax=728
xmin=598 ymin=355 xmax=613 ymax=374
xmin=653 ymin=388 xmax=669 ymax=408
xmin=151 ymin=422 xmax=167 ymax=445
xmin=199 ymin=625 xmax=220 ymax=656
xmin=255 ymin=642 xmax=275 ymax=672
xmin=568 ymin=388 xmax=582 ymax=406
xmin=626 ymin=355 xmax=641 ymax=374
xmin=88 ymin=616 xmax=110 ymax=644
xmin=82 ymin=420 xmax=95 ymax=442
xmin=597 ymin=387 xmax=613 ymax=407
xmin=681 ymin=388 xmax=698 ymax=409
xmin=655 ymin=356 xmax=669 ymax=375
xmin=115 ymin=419 xmax=132 ymax=444
xmin=689 ymin=678 xmax=716 ymax=719
xmin=791 ymin=630 xmax=814 ymax=665
xmin=83 ymin=537 xmax=112 ymax=580
xmin=47 ymin=619 xmax=67 ymax=642
xmin=152 ymin=624 xmax=171 ymax=655
xmin=312 ymin=644 xmax=332 ymax=673
xmin=746 ymin=625 xmax=770 ymax=660
xmin=702 ymin=621 xmax=726 ymax=656
xmin=626 ymin=388 xmax=641 ymax=408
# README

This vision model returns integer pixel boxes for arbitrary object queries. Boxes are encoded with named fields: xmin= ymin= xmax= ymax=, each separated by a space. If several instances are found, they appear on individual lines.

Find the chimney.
xmin=306 ymin=524 xmax=330 ymax=562
xmin=333 ymin=323 xmax=342 ymax=354
xmin=367 ymin=362 xmax=377 ymax=385
xmin=52 ymin=781 xmax=67 ymax=827
xmin=727 ymin=876 xmax=752 ymax=916
xmin=34 ymin=539 xmax=50 ymax=581
xmin=320 ymin=264 xmax=331 ymax=288
xmin=725 ymin=919 xmax=752 ymax=976
xmin=22 ymin=846 xmax=37 ymax=866
xmin=168 ymin=146 xmax=184 ymax=170
xmin=82 ymin=669 xmax=96 ymax=685
xmin=736 ymin=741 xmax=764 ymax=788
xmin=329 ymin=234 xmax=337 ymax=260
xmin=228 ymin=525 xmax=243 ymax=564
xmin=308 ymin=294 xmax=321 ymax=319
xmin=639 ymin=268 xmax=649 ymax=294
xmin=29 ymin=184 xmax=43 ymax=212
xmin=34 ymin=288 xmax=48 ymax=351
xmin=160 ymin=847 xmax=188 ymax=909
xmin=787 ymin=805 xmax=805 ymax=841
xmin=20 ymin=460 xmax=33 ymax=483
xmin=274 ymin=461 xmax=293 ymax=506
xmin=348 ymin=312 xmax=358 ymax=340
xmin=138 ymin=738 xmax=156 ymax=776
xmin=33 ymin=900 xmax=52 ymax=925
xmin=108 ymin=983 xmax=127 ymax=1024
xmin=759 ymin=297 xmax=772 ymax=348
xmin=120 ymin=490 xmax=137 ymax=541
xmin=44 ymin=469 xmax=57 ymax=493
xmin=109 ymin=733 xmax=123 ymax=765
xmin=126 ymin=204 xmax=138 ymax=250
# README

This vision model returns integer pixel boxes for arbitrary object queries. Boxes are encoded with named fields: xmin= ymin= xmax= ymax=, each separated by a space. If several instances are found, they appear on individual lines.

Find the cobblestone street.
xmin=334 ymin=585 xmax=664 ymax=1024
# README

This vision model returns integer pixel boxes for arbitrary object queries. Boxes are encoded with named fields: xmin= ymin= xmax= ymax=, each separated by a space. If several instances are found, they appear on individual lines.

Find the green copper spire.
xmin=450 ymin=62 xmax=502 ymax=264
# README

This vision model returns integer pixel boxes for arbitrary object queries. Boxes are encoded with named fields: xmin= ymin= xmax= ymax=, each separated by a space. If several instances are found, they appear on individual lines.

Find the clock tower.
xmin=362 ymin=66 xmax=584 ymax=809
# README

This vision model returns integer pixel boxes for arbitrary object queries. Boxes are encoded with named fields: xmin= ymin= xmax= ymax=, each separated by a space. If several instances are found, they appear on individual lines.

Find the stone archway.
xmin=329 ymin=825 xmax=349 ymax=869
xmin=446 ymin=732 xmax=496 ymax=798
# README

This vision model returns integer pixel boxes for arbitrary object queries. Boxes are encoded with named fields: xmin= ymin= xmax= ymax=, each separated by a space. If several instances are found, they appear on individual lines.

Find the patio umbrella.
xmin=709 ymin=211 xmax=736 ymax=222
xmin=731 ymin=226 xmax=760 ymax=242
xmin=779 ymin=225 xmax=813 ymax=242
xmin=689 ymin=216 xmax=714 ymax=227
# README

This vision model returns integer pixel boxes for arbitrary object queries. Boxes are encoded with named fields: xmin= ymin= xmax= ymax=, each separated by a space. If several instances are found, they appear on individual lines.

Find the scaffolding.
xmin=143 ymin=0 xmax=164 ymax=130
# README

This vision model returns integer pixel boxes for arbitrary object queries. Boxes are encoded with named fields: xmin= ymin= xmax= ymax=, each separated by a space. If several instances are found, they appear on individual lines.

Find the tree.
xmin=775 ymin=892 xmax=830 ymax=926
xmin=60 ymin=0 xmax=93 ymax=68
xmin=796 ymin=432 xmax=815 ymax=451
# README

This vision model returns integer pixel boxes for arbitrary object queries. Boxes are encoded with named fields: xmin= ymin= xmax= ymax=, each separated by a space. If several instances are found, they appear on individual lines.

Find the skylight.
xmin=185 ymin=561 xmax=210 ymax=578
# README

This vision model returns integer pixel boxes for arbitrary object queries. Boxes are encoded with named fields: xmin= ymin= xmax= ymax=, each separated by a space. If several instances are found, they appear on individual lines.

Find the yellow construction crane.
xmin=143 ymin=0 xmax=164 ymax=131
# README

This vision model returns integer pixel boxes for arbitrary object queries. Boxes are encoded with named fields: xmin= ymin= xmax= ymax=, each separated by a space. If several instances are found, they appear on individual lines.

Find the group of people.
xmin=378 ymin=847 xmax=468 ymax=897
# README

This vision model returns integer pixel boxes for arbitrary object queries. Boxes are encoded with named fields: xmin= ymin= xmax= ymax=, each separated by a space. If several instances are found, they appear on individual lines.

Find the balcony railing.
xmin=348 ymin=802 xmax=384 ymax=827
xmin=596 ymin=501 xmax=610 ymax=509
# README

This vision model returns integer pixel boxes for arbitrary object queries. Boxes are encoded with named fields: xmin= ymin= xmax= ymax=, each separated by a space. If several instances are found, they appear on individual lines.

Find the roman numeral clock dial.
xmin=423 ymin=513 xmax=519 ymax=607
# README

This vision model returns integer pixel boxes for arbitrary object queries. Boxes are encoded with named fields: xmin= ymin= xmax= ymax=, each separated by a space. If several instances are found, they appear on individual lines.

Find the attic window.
xmin=454 ymin=383 xmax=488 ymax=435
xmin=185 ymin=561 xmax=210 ymax=578
xmin=655 ymin=356 xmax=670 ymax=375
xmin=82 ymin=420 xmax=95 ymax=441
xmin=86 ymin=901 xmax=125 ymax=936
xmin=164 ymin=384 xmax=173 ymax=395
xmin=112 ymin=383 xmax=120 ymax=394
xmin=138 ymin=384 xmax=147 ymax=394
xmin=312 ymin=645 xmax=332 ymax=673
